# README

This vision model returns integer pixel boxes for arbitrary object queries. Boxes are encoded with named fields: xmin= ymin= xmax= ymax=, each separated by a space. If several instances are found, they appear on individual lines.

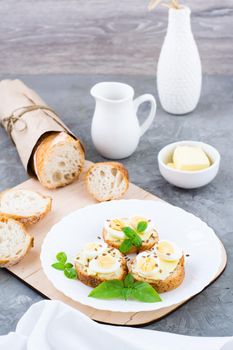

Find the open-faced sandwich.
xmin=102 ymin=216 xmax=159 ymax=254
xmin=75 ymin=242 xmax=127 ymax=287
xmin=129 ymin=240 xmax=185 ymax=292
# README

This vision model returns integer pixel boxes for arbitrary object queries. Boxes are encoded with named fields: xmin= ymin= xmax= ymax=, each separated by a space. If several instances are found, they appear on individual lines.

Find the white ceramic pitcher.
xmin=90 ymin=82 xmax=156 ymax=159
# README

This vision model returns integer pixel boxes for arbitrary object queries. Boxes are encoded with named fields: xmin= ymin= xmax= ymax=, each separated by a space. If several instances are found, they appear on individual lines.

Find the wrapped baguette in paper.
xmin=0 ymin=79 xmax=85 ymax=189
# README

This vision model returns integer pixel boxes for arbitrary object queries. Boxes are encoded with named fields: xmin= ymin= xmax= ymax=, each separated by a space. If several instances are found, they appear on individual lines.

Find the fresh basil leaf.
xmin=122 ymin=287 xmax=132 ymax=300
xmin=122 ymin=226 xmax=137 ymax=239
xmin=56 ymin=252 xmax=67 ymax=263
xmin=132 ymin=282 xmax=162 ymax=302
xmin=65 ymin=263 xmax=73 ymax=268
xmin=137 ymin=221 xmax=148 ymax=233
xmin=51 ymin=262 xmax=65 ymax=270
xmin=64 ymin=267 xmax=77 ymax=279
xmin=124 ymin=274 xmax=134 ymax=288
xmin=89 ymin=280 xmax=124 ymax=299
xmin=131 ymin=234 xmax=142 ymax=248
xmin=122 ymin=227 xmax=142 ymax=248
xmin=119 ymin=239 xmax=133 ymax=253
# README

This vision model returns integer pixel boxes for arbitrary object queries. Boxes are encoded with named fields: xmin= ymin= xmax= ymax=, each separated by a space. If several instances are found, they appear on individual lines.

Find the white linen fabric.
xmin=0 ymin=300 xmax=232 ymax=350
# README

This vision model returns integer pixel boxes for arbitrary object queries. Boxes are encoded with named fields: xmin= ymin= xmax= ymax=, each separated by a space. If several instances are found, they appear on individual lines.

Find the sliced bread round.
xmin=129 ymin=255 xmax=185 ymax=293
xmin=102 ymin=227 xmax=158 ymax=254
xmin=0 ymin=189 xmax=52 ymax=225
xmin=86 ymin=162 xmax=129 ymax=202
xmin=0 ymin=217 xmax=33 ymax=267
xmin=34 ymin=132 xmax=85 ymax=189
xmin=75 ymin=244 xmax=127 ymax=288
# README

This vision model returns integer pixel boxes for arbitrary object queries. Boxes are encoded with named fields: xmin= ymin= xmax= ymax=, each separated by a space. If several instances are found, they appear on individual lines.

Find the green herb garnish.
xmin=119 ymin=221 xmax=148 ymax=254
xmin=51 ymin=252 xmax=77 ymax=280
xmin=119 ymin=239 xmax=133 ymax=254
xmin=89 ymin=274 xmax=161 ymax=303
xmin=137 ymin=220 xmax=148 ymax=233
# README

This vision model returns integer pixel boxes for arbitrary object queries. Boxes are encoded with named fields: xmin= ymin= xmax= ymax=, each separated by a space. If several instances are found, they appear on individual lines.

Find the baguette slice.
xmin=102 ymin=217 xmax=159 ymax=254
xmin=34 ymin=132 xmax=85 ymax=189
xmin=0 ymin=217 xmax=33 ymax=267
xmin=86 ymin=162 xmax=129 ymax=202
xmin=102 ymin=227 xmax=158 ymax=254
xmin=0 ymin=189 xmax=52 ymax=225
xmin=75 ymin=244 xmax=127 ymax=288
xmin=129 ymin=255 xmax=185 ymax=293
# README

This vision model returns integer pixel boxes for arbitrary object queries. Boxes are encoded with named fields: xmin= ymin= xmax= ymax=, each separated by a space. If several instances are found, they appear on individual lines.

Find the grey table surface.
xmin=0 ymin=74 xmax=233 ymax=337
xmin=1 ymin=0 xmax=233 ymax=76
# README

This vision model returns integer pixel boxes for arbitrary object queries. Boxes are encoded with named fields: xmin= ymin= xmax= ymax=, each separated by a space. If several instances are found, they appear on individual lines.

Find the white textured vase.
xmin=157 ymin=7 xmax=202 ymax=115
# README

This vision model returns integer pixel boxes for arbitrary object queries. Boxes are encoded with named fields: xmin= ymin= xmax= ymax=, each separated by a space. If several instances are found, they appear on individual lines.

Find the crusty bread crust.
xmin=34 ymin=132 xmax=85 ymax=189
xmin=75 ymin=255 xmax=128 ymax=288
xmin=102 ymin=227 xmax=159 ymax=254
xmin=0 ymin=217 xmax=34 ymax=267
xmin=0 ymin=190 xmax=52 ymax=225
xmin=129 ymin=256 xmax=185 ymax=293
xmin=86 ymin=162 xmax=129 ymax=202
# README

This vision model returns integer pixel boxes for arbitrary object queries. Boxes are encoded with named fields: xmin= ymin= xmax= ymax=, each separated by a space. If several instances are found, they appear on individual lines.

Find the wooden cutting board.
xmin=7 ymin=161 xmax=227 ymax=325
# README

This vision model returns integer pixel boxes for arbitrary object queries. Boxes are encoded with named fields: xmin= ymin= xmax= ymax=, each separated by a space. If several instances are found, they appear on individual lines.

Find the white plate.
xmin=41 ymin=199 xmax=224 ymax=313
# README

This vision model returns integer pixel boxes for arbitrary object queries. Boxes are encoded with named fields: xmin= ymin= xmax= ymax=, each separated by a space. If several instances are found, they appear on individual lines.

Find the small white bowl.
xmin=158 ymin=140 xmax=221 ymax=189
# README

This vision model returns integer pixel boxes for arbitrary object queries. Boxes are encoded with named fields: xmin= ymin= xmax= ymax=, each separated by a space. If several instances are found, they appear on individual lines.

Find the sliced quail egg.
xmin=88 ymin=253 xmax=121 ymax=274
xmin=82 ymin=242 xmax=108 ymax=260
xmin=156 ymin=240 xmax=182 ymax=262
xmin=133 ymin=250 xmax=180 ymax=281
xmin=104 ymin=218 xmax=129 ymax=240
xmin=135 ymin=251 xmax=159 ymax=278
xmin=130 ymin=216 xmax=155 ymax=241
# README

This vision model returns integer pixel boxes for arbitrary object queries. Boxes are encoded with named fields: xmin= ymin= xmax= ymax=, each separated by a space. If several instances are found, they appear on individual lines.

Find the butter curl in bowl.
xmin=158 ymin=141 xmax=220 ymax=189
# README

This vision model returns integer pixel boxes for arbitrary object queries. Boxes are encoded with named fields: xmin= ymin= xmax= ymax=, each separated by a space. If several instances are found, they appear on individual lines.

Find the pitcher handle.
xmin=133 ymin=94 xmax=156 ymax=137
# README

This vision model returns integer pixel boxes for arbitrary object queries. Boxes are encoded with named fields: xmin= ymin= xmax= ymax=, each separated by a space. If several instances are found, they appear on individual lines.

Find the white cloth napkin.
xmin=0 ymin=300 xmax=232 ymax=350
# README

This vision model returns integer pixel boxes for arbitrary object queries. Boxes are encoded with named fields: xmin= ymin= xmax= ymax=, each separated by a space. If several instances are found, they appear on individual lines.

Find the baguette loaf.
xmin=86 ymin=162 xmax=129 ymax=202
xmin=0 ymin=189 xmax=52 ymax=225
xmin=0 ymin=217 xmax=33 ymax=267
xmin=34 ymin=132 xmax=85 ymax=189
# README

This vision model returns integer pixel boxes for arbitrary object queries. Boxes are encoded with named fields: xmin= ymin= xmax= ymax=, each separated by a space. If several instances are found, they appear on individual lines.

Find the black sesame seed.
xmin=186 ymin=254 xmax=190 ymax=257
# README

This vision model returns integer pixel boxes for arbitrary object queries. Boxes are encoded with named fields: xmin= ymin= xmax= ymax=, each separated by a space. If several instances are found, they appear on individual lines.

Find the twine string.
xmin=1 ymin=105 xmax=67 ymax=144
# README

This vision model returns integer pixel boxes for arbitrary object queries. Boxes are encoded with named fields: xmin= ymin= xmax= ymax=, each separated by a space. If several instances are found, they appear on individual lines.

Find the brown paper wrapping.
xmin=0 ymin=79 xmax=78 ymax=175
